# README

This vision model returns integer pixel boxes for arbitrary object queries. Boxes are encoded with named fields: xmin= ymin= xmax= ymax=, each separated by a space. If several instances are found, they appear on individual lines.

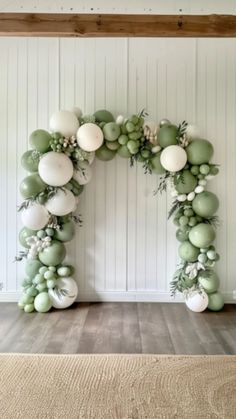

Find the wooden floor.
xmin=0 ymin=302 xmax=235 ymax=354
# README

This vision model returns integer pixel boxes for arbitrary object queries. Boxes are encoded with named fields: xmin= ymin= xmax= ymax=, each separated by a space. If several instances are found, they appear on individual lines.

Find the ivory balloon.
xmin=50 ymin=110 xmax=79 ymax=137
xmin=77 ymin=123 xmax=104 ymax=152
xmin=73 ymin=162 xmax=92 ymax=185
xmin=45 ymin=189 xmax=76 ymax=216
xmin=160 ymin=145 xmax=187 ymax=172
xmin=38 ymin=152 xmax=73 ymax=187
xmin=21 ymin=203 xmax=49 ymax=230
xmin=185 ymin=291 xmax=209 ymax=312
xmin=48 ymin=277 xmax=78 ymax=309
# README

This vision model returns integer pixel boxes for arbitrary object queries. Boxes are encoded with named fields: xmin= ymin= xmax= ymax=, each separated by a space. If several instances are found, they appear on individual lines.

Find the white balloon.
xmin=116 ymin=115 xmax=124 ymax=125
xmin=71 ymin=106 xmax=82 ymax=118
xmin=45 ymin=189 xmax=76 ymax=216
xmin=21 ymin=203 xmax=49 ymax=231
xmin=50 ymin=110 xmax=79 ymax=137
xmin=77 ymin=123 xmax=103 ymax=152
xmin=73 ymin=162 xmax=92 ymax=185
xmin=160 ymin=145 xmax=187 ymax=172
xmin=38 ymin=152 xmax=73 ymax=187
xmin=48 ymin=277 xmax=78 ymax=309
xmin=185 ymin=291 xmax=209 ymax=312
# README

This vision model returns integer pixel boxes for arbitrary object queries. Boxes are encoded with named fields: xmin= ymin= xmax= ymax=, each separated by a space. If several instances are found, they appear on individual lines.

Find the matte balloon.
xmin=50 ymin=110 xmax=79 ymax=137
xmin=38 ymin=152 xmax=73 ymax=187
xmin=29 ymin=129 xmax=52 ymax=153
xmin=151 ymin=152 xmax=166 ymax=174
xmin=186 ymin=139 xmax=214 ymax=165
xmin=21 ymin=203 xmax=50 ymax=230
xmin=94 ymin=109 xmax=115 ymax=123
xmin=96 ymin=144 xmax=116 ymax=161
xmin=38 ymin=240 xmax=66 ymax=266
xmin=207 ymin=292 xmax=224 ymax=311
xmin=198 ymin=271 xmax=220 ymax=294
xmin=21 ymin=150 xmax=40 ymax=172
xmin=160 ymin=145 xmax=187 ymax=172
xmin=158 ymin=124 xmax=178 ymax=148
xmin=159 ymin=118 xmax=171 ymax=127
xmin=20 ymin=174 xmax=46 ymax=199
xmin=185 ymin=291 xmax=209 ymax=312
xmin=178 ymin=241 xmax=199 ymax=262
xmin=174 ymin=170 xmax=198 ymax=194
xmin=189 ymin=223 xmax=216 ymax=248
xmin=73 ymin=162 xmax=92 ymax=185
xmin=34 ymin=292 xmax=52 ymax=313
xmin=54 ymin=220 xmax=75 ymax=242
xmin=19 ymin=227 xmax=35 ymax=248
xmin=77 ymin=123 xmax=104 ymax=152
xmin=192 ymin=191 xmax=219 ymax=218
xmin=48 ymin=277 xmax=78 ymax=309
xmin=45 ymin=189 xmax=76 ymax=216
xmin=176 ymin=228 xmax=189 ymax=242
xmin=25 ymin=259 xmax=43 ymax=279
xmin=117 ymin=145 xmax=132 ymax=158
xmin=103 ymin=122 xmax=121 ymax=142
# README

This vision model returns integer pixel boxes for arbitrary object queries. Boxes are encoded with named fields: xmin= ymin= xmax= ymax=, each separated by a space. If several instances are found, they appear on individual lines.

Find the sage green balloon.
xmin=158 ymin=124 xmax=178 ymax=148
xmin=192 ymin=191 xmax=219 ymax=218
xmin=19 ymin=227 xmax=35 ymax=248
xmin=198 ymin=271 xmax=220 ymax=294
xmin=207 ymin=291 xmax=224 ymax=311
xmin=34 ymin=292 xmax=52 ymax=313
xmin=186 ymin=139 xmax=214 ymax=165
xmin=38 ymin=240 xmax=66 ymax=266
xmin=106 ymin=140 xmax=120 ymax=151
xmin=178 ymin=241 xmax=199 ymax=262
xmin=24 ymin=303 xmax=35 ymax=313
xmin=25 ymin=259 xmax=43 ymax=279
xmin=176 ymin=228 xmax=189 ymax=242
xmin=103 ymin=122 xmax=121 ymax=142
xmin=94 ymin=109 xmax=115 ymax=123
xmin=54 ymin=220 xmax=75 ymax=242
xmin=21 ymin=150 xmax=40 ymax=172
xmin=174 ymin=170 xmax=198 ymax=194
xmin=20 ymin=173 xmax=46 ymax=199
xmin=117 ymin=145 xmax=132 ymax=158
xmin=96 ymin=144 xmax=116 ymax=161
xmin=29 ymin=129 xmax=52 ymax=153
xmin=189 ymin=223 xmax=215 ymax=248
xmin=151 ymin=152 xmax=166 ymax=174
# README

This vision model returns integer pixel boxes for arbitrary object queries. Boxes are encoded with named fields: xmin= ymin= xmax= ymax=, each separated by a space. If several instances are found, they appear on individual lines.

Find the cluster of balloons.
xmin=18 ymin=106 xmax=223 ymax=313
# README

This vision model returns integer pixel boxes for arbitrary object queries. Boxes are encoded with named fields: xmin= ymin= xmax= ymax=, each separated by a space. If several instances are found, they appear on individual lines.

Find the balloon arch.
xmin=17 ymin=108 xmax=224 ymax=313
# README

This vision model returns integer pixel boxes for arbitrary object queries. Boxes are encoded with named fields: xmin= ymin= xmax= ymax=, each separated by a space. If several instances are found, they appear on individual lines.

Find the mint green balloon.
xmin=207 ymin=292 xmax=224 ymax=311
xmin=189 ymin=223 xmax=215 ymax=248
xmin=176 ymin=228 xmax=189 ymax=242
xmin=54 ymin=220 xmax=75 ymax=242
xmin=186 ymin=139 xmax=214 ymax=165
xmin=94 ymin=109 xmax=115 ymax=123
xmin=96 ymin=144 xmax=116 ymax=161
xmin=34 ymin=292 xmax=52 ymax=313
xmin=175 ymin=170 xmax=198 ymax=194
xmin=25 ymin=259 xmax=43 ymax=279
xmin=198 ymin=271 xmax=220 ymax=294
xmin=29 ymin=129 xmax=52 ymax=153
xmin=24 ymin=303 xmax=35 ymax=313
xmin=192 ymin=191 xmax=219 ymax=218
xmin=38 ymin=240 xmax=66 ymax=266
xmin=158 ymin=124 xmax=178 ymax=148
xmin=151 ymin=152 xmax=166 ymax=174
xmin=103 ymin=122 xmax=121 ymax=142
xmin=21 ymin=150 xmax=40 ymax=172
xmin=19 ymin=227 xmax=35 ymax=248
xmin=57 ymin=266 xmax=71 ymax=277
xmin=178 ymin=241 xmax=199 ymax=262
xmin=20 ymin=173 xmax=46 ymax=199
xmin=117 ymin=145 xmax=132 ymax=158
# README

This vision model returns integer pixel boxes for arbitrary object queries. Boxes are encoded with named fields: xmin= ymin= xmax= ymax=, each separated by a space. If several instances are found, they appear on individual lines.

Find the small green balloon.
xmin=54 ymin=220 xmax=75 ymax=242
xmin=94 ymin=109 xmax=115 ymax=123
xmin=20 ymin=173 xmax=46 ymax=199
xmin=19 ymin=227 xmax=35 ymax=248
xmin=21 ymin=150 xmax=40 ymax=172
xmin=96 ymin=144 xmax=116 ymax=161
xmin=158 ymin=124 xmax=178 ymax=148
xmin=198 ymin=271 xmax=220 ymax=294
xmin=25 ymin=259 xmax=43 ymax=279
xmin=178 ymin=241 xmax=199 ymax=262
xmin=186 ymin=139 xmax=214 ymax=165
xmin=29 ymin=129 xmax=52 ymax=153
xmin=106 ymin=140 xmax=120 ymax=151
xmin=38 ymin=240 xmax=66 ymax=266
xmin=24 ymin=303 xmax=35 ymax=313
xmin=34 ymin=292 xmax=52 ymax=313
xmin=117 ymin=145 xmax=132 ymax=158
xmin=118 ymin=134 xmax=129 ymax=145
xmin=189 ymin=223 xmax=216 ymax=248
xmin=57 ymin=266 xmax=71 ymax=277
xmin=176 ymin=228 xmax=189 ymax=242
xmin=192 ymin=191 xmax=219 ymax=218
xmin=151 ymin=152 xmax=166 ymax=174
xmin=207 ymin=292 xmax=224 ymax=311
xmin=103 ymin=122 xmax=121 ymax=142
xmin=174 ymin=170 xmax=198 ymax=194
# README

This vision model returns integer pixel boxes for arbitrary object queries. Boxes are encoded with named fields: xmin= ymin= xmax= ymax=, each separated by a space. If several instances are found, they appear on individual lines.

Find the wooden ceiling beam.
xmin=0 ymin=13 xmax=236 ymax=37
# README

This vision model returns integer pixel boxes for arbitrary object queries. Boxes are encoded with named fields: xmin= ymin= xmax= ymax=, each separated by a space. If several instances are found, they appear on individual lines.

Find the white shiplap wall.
xmin=0 ymin=37 xmax=236 ymax=302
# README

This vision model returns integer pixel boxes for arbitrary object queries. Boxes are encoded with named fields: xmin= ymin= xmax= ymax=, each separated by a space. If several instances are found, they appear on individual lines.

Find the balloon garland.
xmin=17 ymin=108 xmax=224 ymax=313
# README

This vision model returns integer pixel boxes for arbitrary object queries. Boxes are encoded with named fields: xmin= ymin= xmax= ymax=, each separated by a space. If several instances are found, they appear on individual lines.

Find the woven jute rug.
xmin=0 ymin=354 xmax=235 ymax=419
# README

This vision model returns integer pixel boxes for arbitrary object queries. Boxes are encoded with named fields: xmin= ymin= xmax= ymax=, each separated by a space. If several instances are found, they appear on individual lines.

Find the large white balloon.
xmin=50 ymin=110 xmax=79 ymax=137
xmin=160 ymin=145 xmax=187 ymax=172
xmin=73 ymin=161 xmax=92 ymax=185
xmin=45 ymin=189 xmax=76 ymax=216
xmin=185 ymin=291 xmax=209 ymax=312
xmin=38 ymin=152 xmax=73 ymax=187
xmin=77 ymin=123 xmax=103 ymax=152
xmin=48 ymin=277 xmax=78 ymax=309
xmin=21 ymin=203 xmax=49 ymax=230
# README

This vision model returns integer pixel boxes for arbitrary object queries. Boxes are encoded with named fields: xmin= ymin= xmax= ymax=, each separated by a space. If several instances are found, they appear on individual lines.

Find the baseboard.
xmin=0 ymin=291 xmax=235 ymax=303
